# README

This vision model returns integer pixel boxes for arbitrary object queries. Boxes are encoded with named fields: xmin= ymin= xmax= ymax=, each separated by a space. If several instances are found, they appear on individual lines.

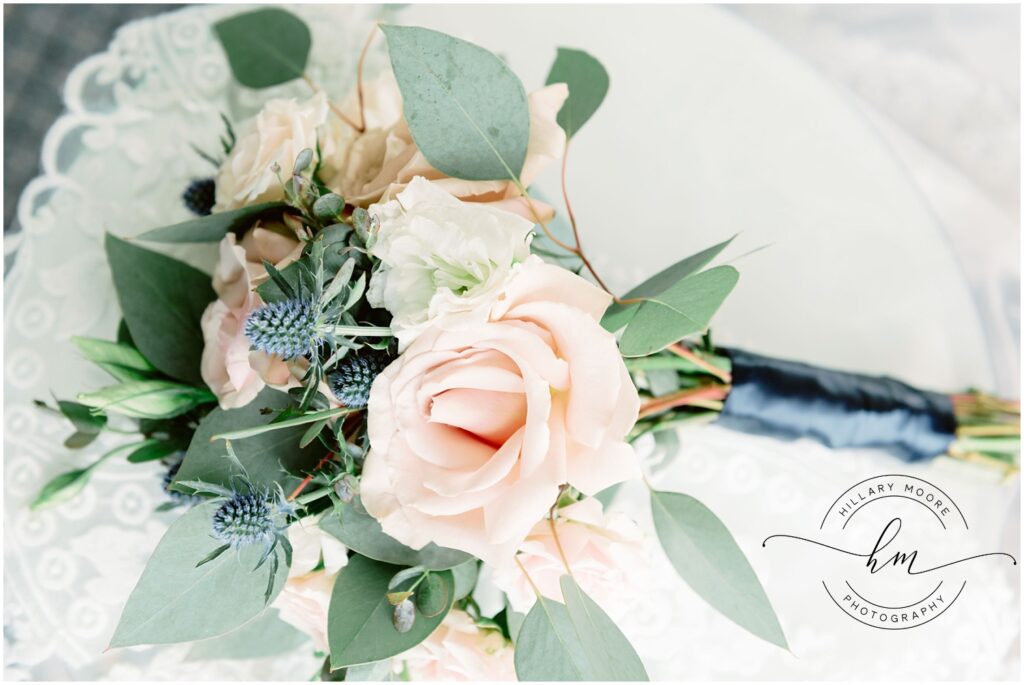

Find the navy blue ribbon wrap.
xmin=717 ymin=348 xmax=957 ymax=462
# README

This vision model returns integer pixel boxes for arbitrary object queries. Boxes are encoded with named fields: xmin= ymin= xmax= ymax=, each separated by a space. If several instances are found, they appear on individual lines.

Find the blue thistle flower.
xmin=162 ymin=454 xmax=202 ymax=507
xmin=244 ymin=297 xmax=320 ymax=359
xmin=210 ymin=491 xmax=278 ymax=549
xmin=182 ymin=178 xmax=215 ymax=216
xmin=328 ymin=349 xmax=391 ymax=408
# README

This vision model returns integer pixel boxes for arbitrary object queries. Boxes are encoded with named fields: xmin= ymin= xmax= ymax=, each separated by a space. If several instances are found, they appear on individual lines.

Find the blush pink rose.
xmin=199 ymin=220 xmax=306 ymax=408
xmin=396 ymin=610 xmax=515 ymax=681
xmin=361 ymin=257 xmax=640 ymax=565
xmin=490 ymin=497 xmax=650 ymax=621
xmin=328 ymin=72 xmax=568 ymax=221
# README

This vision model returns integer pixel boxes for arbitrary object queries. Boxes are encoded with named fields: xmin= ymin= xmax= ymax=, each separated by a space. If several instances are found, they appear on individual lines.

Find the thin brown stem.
xmin=302 ymin=74 xmax=362 ymax=132
xmin=548 ymin=507 xmax=576 ymax=581
xmin=638 ymin=385 xmax=730 ymax=420
xmin=515 ymin=556 xmax=544 ymax=598
xmin=354 ymin=25 xmax=378 ymax=133
xmin=668 ymin=343 xmax=732 ymax=384
xmin=287 ymin=453 xmax=336 ymax=501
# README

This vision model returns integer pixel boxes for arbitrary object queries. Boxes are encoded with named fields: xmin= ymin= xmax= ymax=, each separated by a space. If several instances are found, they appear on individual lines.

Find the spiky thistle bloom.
xmin=162 ymin=455 xmax=203 ymax=507
xmin=244 ymin=297 xmax=320 ymax=359
xmin=211 ymin=491 xmax=279 ymax=549
xmin=329 ymin=349 xmax=392 ymax=408
xmin=182 ymin=178 xmax=215 ymax=216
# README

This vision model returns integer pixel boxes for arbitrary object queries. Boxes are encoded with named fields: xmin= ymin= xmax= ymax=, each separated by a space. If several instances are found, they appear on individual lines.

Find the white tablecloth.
xmin=4 ymin=4 xmax=1018 ymax=680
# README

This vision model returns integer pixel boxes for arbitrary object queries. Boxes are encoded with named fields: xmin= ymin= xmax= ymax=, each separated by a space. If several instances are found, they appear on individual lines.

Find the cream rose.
xmin=366 ymin=177 xmax=533 ymax=350
xmin=361 ymin=257 xmax=641 ymax=565
xmin=272 ymin=518 xmax=349 ymax=652
xmin=199 ymin=220 xmax=306 ymax=408
xmin=215 ymin=93 xmax=350 ymax=211
xmin=490 ymin=498 xmax=649 ymax=621
xmin=327 ymin=72 xmax=568 ymax=221
xmin=396 ymin=609 xmax=515 ymax=681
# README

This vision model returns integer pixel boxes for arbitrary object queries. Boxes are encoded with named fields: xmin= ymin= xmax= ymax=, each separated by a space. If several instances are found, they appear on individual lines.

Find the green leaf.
xmin=650 ymin=490 xmax=787 ymax=649
xmin=78 ymin=381 xmax=215 ymax=420
xmin=105 ymin=234 xmax=215 ymax=386
xmin=602 ymin=236 xmax=735 ymax=333
xmin=559 ymin=576 xmax=648 ymax=680
xmin=136 ymin=202 xmax=287 ymax=243
xmin=71 ymin=336 xmax=156 ymax=382
xmin=57 ymin=400 xmax=107 ymax=449
xmin=255 ymin=260 xmax=303 ymax=304
xmin=618 ymin=266 xmax=739 ymax=357
xmin=450 ymin=559 xmax=478 ymax=601
xmin=381 ymin=24 xmax=529 ymax=181
xmin=127 ymin=440 xmax=182 ymax=464
xmin=213 ymin=9 xmax=311 ymax=89
xmin=545 ymin=48 xmax=609 ymax=139
xmin=414 ymin=573 xmax=449 ymax=618
xmin=31 ymin=468 xmax=92 ymax=510
xmin=110 ymin=502 xmax=289 ymax=647
xmin=514 ymin=596 xmax=590 ymax=680
xmin=185 ymin=609 xmax=307 ymax=661
xmin=172 ymin=387 xmax=322 ymax=492
xmin=320 ymin=498 xmax=472 ymax=571
xmin=328 ymin=555 xmax=453 ymax=669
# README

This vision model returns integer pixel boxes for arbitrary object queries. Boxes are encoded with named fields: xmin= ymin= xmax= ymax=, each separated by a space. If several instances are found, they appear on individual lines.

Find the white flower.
xmin=366 ymin=177 xmax=533 ymax=350
xmin=215 ymin=92 xmax=351 ymax=211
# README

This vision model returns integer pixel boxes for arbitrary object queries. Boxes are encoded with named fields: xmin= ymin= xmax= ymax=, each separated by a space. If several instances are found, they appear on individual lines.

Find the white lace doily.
xmin=5 ymin=4 xmax=1019 ymax=681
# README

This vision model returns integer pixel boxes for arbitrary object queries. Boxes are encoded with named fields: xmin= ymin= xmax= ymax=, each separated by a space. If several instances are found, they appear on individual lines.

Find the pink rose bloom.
xmin=397 ymin=610 xmax=515 ymax=681
xmin=329 ymin=72 xmax=568 ymax=221
xmin=273 ymin=518 xmax=348 ymax=652
xmin=199 ymin=220 xmax=306 ymax=408
xmin=490 ymin=498 xmax=650 ymax=621
xmin=361 ymin=257 xmax=640 ymax=565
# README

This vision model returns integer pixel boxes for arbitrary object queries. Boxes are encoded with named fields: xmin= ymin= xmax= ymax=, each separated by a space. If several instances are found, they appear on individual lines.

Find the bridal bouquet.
xmin=32 ymin=8 xmax=1018 ymax=681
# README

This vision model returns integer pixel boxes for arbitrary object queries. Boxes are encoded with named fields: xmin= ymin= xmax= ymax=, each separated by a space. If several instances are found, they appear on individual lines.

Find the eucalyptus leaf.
xmin=105 ymin=234 xmax=215 ymax=386
xmin=214 ymin=9 xmax=311 ymax=89
xmin=328 ymin=555 xmax=453 ymax=669
xmin=618 ymin=266 xmax=739 ymax=357
xmin=172 ymin=387 xmax=322 ymax=492
xmin=650 ymin=489 xmax=787 ymax=649
xmin=136 ymin=202 xmax=287 ymax=243
xmin=185 ymin=609 xmax=307 ymax=661
xmin=450 ymin=559 xmax=478 ymax=601
xmin=514 ymin=597 xmax=589 ymax=681
xmin=319 ymin=498 xmax=472 ymax=571
xmin=602 ymin=236 xmax=735 ymax=333
xmin=559 ymin=576 xmax=648 ymax=681
xmin=381 ymin=24 xmax=529 ymax=181
xmin=78 ymin=381 xmax=215 ymax=419
xmin=545 ymin=47 xmax=609 ymax=139
xmin=110 ymin=502 xmax=289 ymax=647
xmin=414 ymin=573 xmax=449 ymax=618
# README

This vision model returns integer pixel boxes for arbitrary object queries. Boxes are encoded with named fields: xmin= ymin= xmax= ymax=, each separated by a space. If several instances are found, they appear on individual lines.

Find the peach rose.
xmin=273 ymin=518 xmax=349 ymax=652
xmin=396 ymin=609 xmax=515 ymax=681
xmin=490 ymin=498 xmax=649 ymax=621
xmin=215 ymin=93 xmax=350 ymax=211
xmin=327 ymin=72 xmax=568 ymax=221
xmin=199 ymin=220 xmax=306 ymax=408
xmin=361 ymin=257 xmax=640 ymax=565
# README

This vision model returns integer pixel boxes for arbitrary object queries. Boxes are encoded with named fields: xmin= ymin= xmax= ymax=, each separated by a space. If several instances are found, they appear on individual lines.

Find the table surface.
xmin=3 ymin=4 xmax=1019 ymax=681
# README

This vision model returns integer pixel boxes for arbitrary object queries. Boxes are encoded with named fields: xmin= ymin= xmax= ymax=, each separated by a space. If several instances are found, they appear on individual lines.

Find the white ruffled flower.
xmin=366 ymin=177 xmax=533 ymax=350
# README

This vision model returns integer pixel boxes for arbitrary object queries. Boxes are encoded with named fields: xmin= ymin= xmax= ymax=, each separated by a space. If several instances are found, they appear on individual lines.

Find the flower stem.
xmin=330 ymin=325 xmax=393 ymax=338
